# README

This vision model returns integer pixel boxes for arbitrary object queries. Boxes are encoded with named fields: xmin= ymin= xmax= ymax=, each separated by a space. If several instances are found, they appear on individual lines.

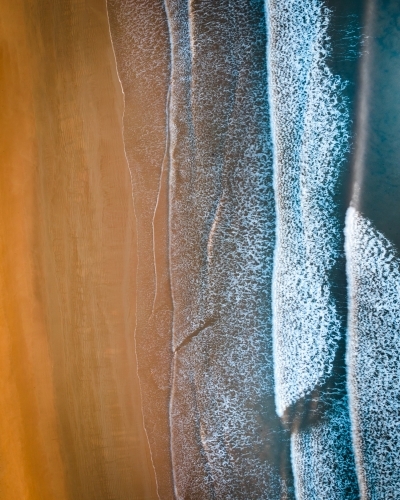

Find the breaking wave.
xmin=346 ymin=207 xmax=400 ymax=499
xmin=267 ymin=0 xmax=350 ymax=416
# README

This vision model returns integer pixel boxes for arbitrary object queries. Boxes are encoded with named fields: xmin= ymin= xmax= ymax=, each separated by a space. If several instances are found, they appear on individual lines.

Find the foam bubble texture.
xmin=345 ymin=207 xmax=400 ymax=499
xmin=291 ymin=398 xmax=359 ymax=499
xmin=267 ymin=0 xmax=350 ymax=415
xmin=171 ymin=326 xmax=291 ymax=499
xmin=166 ymin=0 xmax=293 ymax=496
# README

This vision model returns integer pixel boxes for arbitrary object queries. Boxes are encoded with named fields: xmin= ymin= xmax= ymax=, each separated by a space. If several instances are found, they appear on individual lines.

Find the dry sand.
xmin=0 ymin=0 xmax=158 ymax=498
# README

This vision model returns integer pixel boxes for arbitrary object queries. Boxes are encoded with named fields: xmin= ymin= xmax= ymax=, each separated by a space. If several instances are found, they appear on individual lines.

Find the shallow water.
xmin=107 ymin=0 xmax=400 ymax=498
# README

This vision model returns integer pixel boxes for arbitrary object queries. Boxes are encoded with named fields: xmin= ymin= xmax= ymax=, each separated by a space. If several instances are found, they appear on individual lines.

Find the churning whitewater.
xmin=267 ymin=0 xmax=349 ymax=417
xmin=346 ymin=207 xmax=400 ymax=499
xmin=267 ymin=1 xmax=360 ymax=497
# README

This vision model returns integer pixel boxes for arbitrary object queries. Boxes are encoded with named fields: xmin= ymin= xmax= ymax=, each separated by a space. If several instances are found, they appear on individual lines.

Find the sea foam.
xmin=291 ymin=398 xmax=359 ymax=499
xmin=346 ymin=206 xmax=400 ymax=499
xmin=267 ymin=0 xmax=350 ymax=416
xmin=167 ymin=0 xmax=292 ymax=497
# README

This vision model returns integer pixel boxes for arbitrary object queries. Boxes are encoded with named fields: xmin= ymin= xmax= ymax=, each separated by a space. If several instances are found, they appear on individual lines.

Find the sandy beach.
xmin=0 ymin=0 xmax=157 ymax=498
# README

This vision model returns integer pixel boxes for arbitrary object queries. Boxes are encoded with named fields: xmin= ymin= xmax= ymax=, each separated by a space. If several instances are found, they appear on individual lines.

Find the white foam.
xmin=171 ymin=325 xmax=289 ymax=499
xmin=345 ymin=206 xmax=400 ymax=499
xmin=291 ymin=399 xmax=359 ymax=499
xmin=267 ymin=0 xmax=350 ymax=415
xmin=167 ymin=0 xmax=293 ymax=496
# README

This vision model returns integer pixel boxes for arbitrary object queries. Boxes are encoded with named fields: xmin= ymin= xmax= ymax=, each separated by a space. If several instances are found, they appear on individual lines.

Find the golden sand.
xmin=0 ymin=0 xmax=158 ymax=498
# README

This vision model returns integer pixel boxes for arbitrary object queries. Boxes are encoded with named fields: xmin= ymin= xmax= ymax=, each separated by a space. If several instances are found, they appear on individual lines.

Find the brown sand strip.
xmin=0 ymin=0 xmax=66 ymax=500
xmin=0 ymin=0 xmax=158 ymax=498
xmin=0 ymin=2 xmax=68 ymax=498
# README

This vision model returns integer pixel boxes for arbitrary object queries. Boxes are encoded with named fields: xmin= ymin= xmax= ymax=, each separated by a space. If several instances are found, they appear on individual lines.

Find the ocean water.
xmin=106 ymin=0 xmax=400 ymax=497
xmin=267 ymin=0 xmax=360 ymax=497
xmin=291 ymin=399 xmax=359 ymax=499
xmin=165 ymin=0 xmax=292 ymax=496
xmin=346 ymin=208 xmax=400 ymax=499
xmin=345 ymin=1 xmax=400 ymax=497
xmin=267 ymin=0 xmax=350 ymax=416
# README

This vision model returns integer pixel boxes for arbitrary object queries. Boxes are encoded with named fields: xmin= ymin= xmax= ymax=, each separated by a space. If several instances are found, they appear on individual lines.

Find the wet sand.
xmin=107 ymin=1 xmax=174 ymax=497
xmin=0 ymin=0 xmax=158 ymax=498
